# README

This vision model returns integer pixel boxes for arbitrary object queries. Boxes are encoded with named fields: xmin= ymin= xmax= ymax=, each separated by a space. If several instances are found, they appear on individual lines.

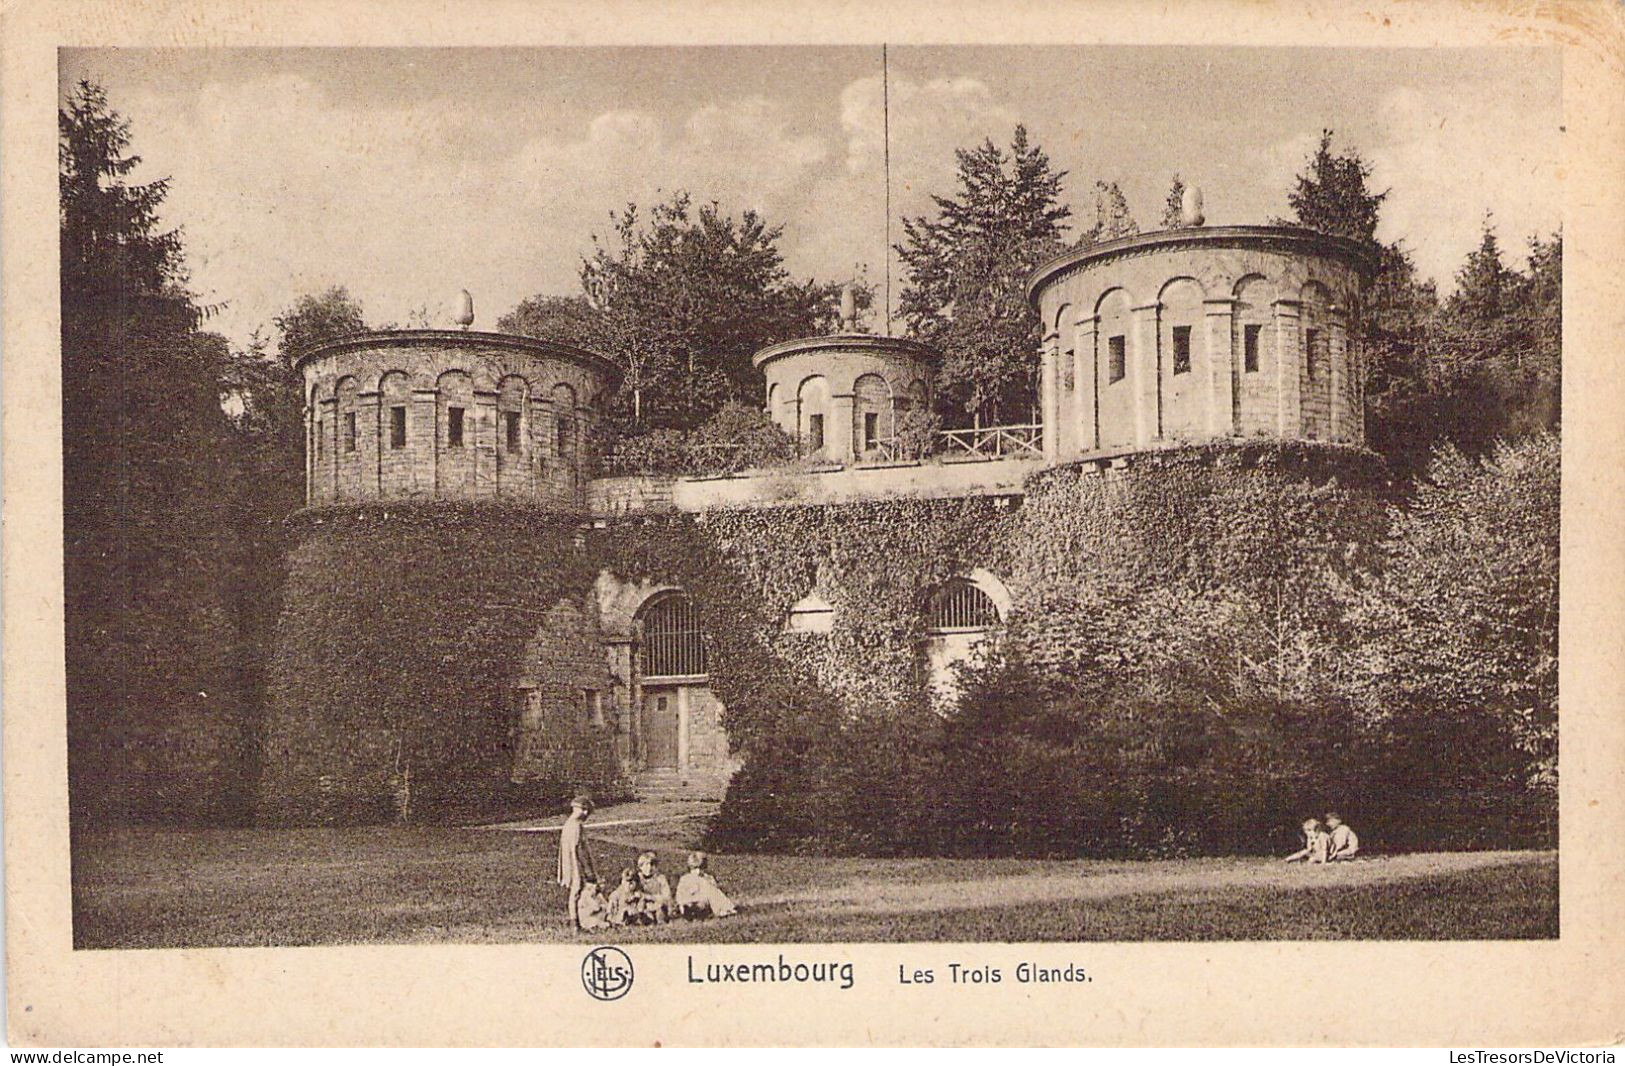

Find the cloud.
xmin=1258 ymin=86 xmax=1562 ymax=290
xmin=789 ymin=75 xmax=1022 ymax=313
xmin=1367 ymin=85 xmax=1562 ymax=288
xmin=118 ymin=74 xmax=842 ymax=347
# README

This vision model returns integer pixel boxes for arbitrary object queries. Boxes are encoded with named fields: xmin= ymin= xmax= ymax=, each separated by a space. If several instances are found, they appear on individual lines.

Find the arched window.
xmin=927 ymin=579 xmax=1001 ymax=633
xmin=640 ymin=594 xmax=708 ymax=678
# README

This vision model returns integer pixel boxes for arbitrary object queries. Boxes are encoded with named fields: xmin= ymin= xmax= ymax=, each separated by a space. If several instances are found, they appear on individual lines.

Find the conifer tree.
xmin=1279 ymin=129 xmax=1387 ymax=241
xmin=61 ymin=81 xmax=250 ymax=822
xmin=895 ymin=126 xmax=1072 ymax=426
xmin=1160 ymin=174 xmax=1188 ymax=229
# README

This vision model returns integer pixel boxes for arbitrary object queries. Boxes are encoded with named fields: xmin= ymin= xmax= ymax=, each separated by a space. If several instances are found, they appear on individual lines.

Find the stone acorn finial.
xmin=454 ymin=289 xmax=475 ymax=330
xmin=1180 ymin=185 xmax=1206 ymax=227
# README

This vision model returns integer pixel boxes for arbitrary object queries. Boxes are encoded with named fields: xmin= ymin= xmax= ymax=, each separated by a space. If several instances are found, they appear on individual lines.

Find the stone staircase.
xmin=635 ymin=767 xmax=733 ymax=801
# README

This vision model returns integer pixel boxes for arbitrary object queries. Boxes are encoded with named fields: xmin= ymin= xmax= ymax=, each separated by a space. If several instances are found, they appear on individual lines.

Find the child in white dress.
xmin=1284 ymin=818 xmax=1330 ymax=863
xmin=675 ymin=851 xmax=738 ymax=918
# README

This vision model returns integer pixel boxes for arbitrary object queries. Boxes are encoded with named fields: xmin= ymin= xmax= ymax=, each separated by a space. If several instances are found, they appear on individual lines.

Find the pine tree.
xmin=895 ymin=126 xmax=1072 ymax=425
xmin=1160 ymin=174 xmax=1187 ymax=229
xmin=1081 ymin=180 xmax=1139 ymax=245
xmin=61 ymin=81 xmax=250 ymax=823
xmin=1279 ymin=129 xmax=1387 ymax=241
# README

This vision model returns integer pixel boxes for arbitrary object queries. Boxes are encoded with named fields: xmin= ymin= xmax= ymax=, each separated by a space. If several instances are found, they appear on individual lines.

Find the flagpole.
xmin=883 ymin=42 xmax=891 ymax=337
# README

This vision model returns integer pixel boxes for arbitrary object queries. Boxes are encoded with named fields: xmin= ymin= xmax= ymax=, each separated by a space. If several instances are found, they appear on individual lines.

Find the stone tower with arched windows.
xmin=1025 ymin=225 xmax=1379 ymax=462
xmin=299 ymin=329 xmax=620 ymax=510
xmin=754 ymin=333 xmax=937 ymax=463
xmin=261 ymin=215 xmax=1383 ymax=825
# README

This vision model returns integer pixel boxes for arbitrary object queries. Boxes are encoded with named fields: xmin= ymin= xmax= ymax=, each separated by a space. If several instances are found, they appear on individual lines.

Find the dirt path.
xmin=743 ymin=850 xmax=1551 ymax=916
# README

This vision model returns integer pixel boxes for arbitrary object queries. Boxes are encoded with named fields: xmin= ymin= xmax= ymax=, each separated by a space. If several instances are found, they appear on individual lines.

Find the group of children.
xmin=1284 ymin=811 xmax=1361 ymax=864
xmin=555 ymin=794 xmax=739 ymax=931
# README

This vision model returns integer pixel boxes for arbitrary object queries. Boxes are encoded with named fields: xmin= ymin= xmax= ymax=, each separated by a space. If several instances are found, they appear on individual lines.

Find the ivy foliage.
xmin=262 ymin=503 xmax=611 ymax=824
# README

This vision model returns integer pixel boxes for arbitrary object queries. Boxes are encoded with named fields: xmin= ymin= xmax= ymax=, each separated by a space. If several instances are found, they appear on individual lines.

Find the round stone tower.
xmin=300 ymin=329 xmax=621 ymax=511
xmin=753 ymin=333 xmax=938 ymax=463
xmin=1025 ymin=224 xmax=1379 ymax=464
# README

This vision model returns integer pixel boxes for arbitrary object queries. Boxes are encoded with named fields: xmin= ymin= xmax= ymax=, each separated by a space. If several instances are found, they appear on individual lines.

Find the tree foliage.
xmin=1356 ymin=434 xmax=1559 ymax=797
xmin=580 ymin=193 xmax=852 ymax=432
xmin=1277 ymin=131 xmax=1559 ymax=479
xmin=1081 ymin=180 xmax=1139 ymax=244
xmin=273 ymin=286 xmax=368 ymax=368
xmin=1278 ymin=129 xmax=1387 ymax=242
xmin=495 ymin=293 xmax=604 ymax=349
xmin=1160 ymin=173 xmax=1188 ymax=229
xmin=61 ymin=81 xmax=251 ymax=822
xmin=895 ymin=126 xmax=1072 ymax=426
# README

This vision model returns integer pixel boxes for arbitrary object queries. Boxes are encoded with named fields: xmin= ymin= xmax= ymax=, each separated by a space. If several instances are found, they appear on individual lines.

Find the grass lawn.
xmin=70 ymin=814 xmax=1557 ymax=949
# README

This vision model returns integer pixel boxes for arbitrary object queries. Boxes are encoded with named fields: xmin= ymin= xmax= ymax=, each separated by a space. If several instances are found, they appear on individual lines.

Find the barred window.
xmin=448 ymin=406 xmax=465 ymax=448
xmin=928 ymin=580 xmax=1001 ymax=633
xmin=1244 ymin=324 xmax=1261 ymax=373
xmin=344 ymin=412 xmax=357 ymax=452
xmin=1172 ymin=326 xmax=1192 ymax=375
xmin=390 ymin=405 xmax=407 ymax=448
xmin=640 ymin=595 xmax=708 ymax=678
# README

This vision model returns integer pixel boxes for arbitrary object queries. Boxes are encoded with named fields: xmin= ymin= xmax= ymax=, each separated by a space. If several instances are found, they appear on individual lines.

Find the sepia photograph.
xmin=11 ymin=1 xmax=1625 ymax=1046
xmin=54 ymin=40 xmax=1566 ymax=953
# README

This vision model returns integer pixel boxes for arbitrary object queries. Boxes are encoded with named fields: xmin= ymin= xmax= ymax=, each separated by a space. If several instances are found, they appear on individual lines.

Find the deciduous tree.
xmin=580 ymin=193 xmax=852 ymax=431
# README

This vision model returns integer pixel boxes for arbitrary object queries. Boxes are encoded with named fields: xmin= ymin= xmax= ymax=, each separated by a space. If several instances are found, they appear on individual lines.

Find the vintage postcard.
xmin=4 ymin=0 xmax=1623 ymax=1048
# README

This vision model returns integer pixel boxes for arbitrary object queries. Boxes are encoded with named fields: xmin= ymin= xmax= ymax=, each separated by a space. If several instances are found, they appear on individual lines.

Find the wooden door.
xmin=642 ymin=688 xmax=679 ymax=768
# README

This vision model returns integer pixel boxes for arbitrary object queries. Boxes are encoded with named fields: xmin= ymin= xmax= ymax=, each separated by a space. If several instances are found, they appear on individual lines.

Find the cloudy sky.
xmin=62 ymin=46 xmax=1562 ymax=349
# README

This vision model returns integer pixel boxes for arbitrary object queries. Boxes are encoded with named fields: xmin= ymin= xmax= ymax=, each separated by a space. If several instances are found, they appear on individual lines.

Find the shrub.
xmin=606 ymin=402 xmax=796 ymax=476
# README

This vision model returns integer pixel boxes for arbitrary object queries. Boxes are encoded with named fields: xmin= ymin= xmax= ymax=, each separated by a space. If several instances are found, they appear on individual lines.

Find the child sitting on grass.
xmin=675 ymin=851 xmax=738 ymax=919
xmin=607 ymin=867 xmax=656 ymax=926
xmin=1325 ymin=812 xmax=1360 ymax=861
xmin=575 ymin=873 xmax=610 ymax=931
xmin=1283 ymin=817 xmax=1330 ymax=864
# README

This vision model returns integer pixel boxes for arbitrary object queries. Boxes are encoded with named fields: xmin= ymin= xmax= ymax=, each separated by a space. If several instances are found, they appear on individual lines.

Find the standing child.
xmin=675 ymin=851 xmax=738 ymax=918
xmin=1283 ymin=817 xmax=1330 ymax=864
xmin=556 ymin=794 xmax=597 ymax=928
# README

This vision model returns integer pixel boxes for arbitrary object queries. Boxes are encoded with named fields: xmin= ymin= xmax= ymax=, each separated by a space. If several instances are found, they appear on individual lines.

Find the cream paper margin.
xmin=3 ymin=0 xmax=1622 ymax=1048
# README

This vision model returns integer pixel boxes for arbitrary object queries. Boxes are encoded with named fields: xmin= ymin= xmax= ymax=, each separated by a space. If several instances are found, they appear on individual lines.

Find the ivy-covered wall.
xmin=258 ymin=440 xmax=1389 ymax=841
xmin=258 ymin=501 xmax=623 ymax=825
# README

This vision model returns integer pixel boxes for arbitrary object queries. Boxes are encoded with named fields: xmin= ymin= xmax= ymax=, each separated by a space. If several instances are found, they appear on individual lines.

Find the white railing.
xmin=937 ymin=423 xmax=1043 ymax=460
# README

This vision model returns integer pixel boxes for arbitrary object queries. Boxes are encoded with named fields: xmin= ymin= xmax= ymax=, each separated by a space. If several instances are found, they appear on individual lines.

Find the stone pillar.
xmin=1328 ymin=306 xmax=1349 ymax=443
xmin=1040 ymin=332 xmax=1059 ymax=462
xmin=1203 ymin=298 xmax=1237 ymax=439
xmin=1131 ymin=304 xmax=1160 ymax=446
xmin=1272 ymin=299 xmax=1303 ymax=438
xmin=474 ymin=388 xmax=499 ymax=498
xmin=830 ymin=392 xmax=856 ymax=464
xmin=318 ymin=396 xmax=339 ymax=499
xmin=1076 ymin=314 xmax=1100 ymax=453
xmin=412 ymin=387 xmax=437 ymax=496
xmin=532 ymin=398 xmax=554 ymax=493
xmin=676 ymin=685 xmax=692 ymax=773
xmin=604 ymin=636 xmax=636 ymax=773
xmin=358 ymin=389 xmax=382 ymax=497
xmin=578 ymin=406 xmax=598 ymax=482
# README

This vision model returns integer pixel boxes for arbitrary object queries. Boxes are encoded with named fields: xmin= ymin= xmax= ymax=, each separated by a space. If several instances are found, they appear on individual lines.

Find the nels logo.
xmin=582 ymin=946 xmax=634 ymax=1001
